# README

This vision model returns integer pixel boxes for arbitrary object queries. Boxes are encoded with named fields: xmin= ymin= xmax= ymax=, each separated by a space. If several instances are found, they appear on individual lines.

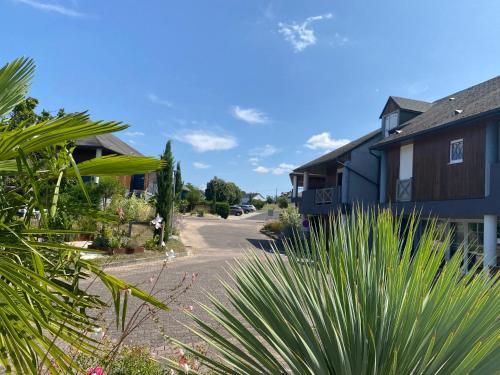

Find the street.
xmin=92 ymin=212 xmax=279 ymax=357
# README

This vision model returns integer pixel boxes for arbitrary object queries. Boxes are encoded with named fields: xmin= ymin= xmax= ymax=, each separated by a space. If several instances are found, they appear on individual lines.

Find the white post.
xmin=292 ymin=175 xmax=298 ymax=198
xmin=94 ymin=147 xmax=103 ymax=184
xmin=463 ymin=222 xmax=469 ymax=274
xmin=303 ymin=172 xmax=309 ymax=192
xmin=483 ymin=215 xmax=497 ymax=269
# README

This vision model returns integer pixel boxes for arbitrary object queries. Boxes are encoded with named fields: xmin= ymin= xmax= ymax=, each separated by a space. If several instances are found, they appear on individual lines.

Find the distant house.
xmin=74 ymin=134 xmax=151 ymax=193
xmin=242 ymin=193 xmax=265 ymax=204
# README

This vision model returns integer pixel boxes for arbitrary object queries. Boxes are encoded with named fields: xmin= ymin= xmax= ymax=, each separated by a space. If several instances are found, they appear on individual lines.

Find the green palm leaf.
xmin=67 ymin=154 xmax=164 ymax=176
xmin=0 ymin=57 xmax=35 ymax=117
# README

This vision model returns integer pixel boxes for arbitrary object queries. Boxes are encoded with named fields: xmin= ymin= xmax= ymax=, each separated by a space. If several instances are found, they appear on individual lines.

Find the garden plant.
xmin=170 ymin=210 xmax=499 ymax=374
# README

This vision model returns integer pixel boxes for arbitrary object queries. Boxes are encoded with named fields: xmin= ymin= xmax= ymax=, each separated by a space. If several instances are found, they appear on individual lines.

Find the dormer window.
xmin=383 ymin=111 xmax=399 ymax=137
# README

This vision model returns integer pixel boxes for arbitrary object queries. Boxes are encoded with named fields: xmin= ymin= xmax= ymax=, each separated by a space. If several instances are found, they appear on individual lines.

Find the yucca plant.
xmin=0 ymin=57 xmax=168 ymax=374
xmin=170 ymin=210 xmax=499 ymax=374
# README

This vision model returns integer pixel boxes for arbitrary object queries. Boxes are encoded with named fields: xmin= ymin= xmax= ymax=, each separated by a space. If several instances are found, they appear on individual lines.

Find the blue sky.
xmin=2 ymin=0 xmax=500 ymax=195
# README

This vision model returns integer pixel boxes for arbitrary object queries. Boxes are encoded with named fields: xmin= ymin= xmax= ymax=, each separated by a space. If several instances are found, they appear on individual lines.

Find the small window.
xmin=450 ymin=139 xmax=463 ymax=164
xmin=383 ymin=111 xmax=399 ymax=137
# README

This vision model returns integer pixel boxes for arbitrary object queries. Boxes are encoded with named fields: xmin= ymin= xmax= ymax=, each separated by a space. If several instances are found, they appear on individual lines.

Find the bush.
xmin=263 ymin=220 xmax=283 ymax=233
xmin=177 ymin=199 xmax=188 ymax=213
xmin=280 ymin=206 xmax=301 ymax=229
xmin=215 ymin=202 xmax=230 ymax=219
xmin=108 ymin=194 xmax=154 ymax=222
xmin=250 ymin=199 xmax=265 ymax=210
xmin=277 ymin=195 xmax=288 ymax=209
xmin=196 ymin=208 xmax=205 ymax=217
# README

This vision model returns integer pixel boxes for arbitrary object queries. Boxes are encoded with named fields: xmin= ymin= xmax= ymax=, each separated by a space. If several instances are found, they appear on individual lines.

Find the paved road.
xmin=91 ymin=214 xmax=278 ymax=357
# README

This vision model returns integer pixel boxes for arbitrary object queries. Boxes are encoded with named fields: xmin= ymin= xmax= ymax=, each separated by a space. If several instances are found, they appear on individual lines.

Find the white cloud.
xmin=253 ymin=166 xmax=270 ymax=173
xmin=272 ymin=163 xmax=297 ymax=175
xmin=278 ymin=13 xmax=332 ymax=52
xmin=249 ymin=144 xmax=280 ymax=158
xmin=253 ymin=163 xmax=297 ymax=175
xmin=232 ymin=106 xmax=269 ymax=124
xmin=124 ymin=131 xmax=144 ymax=137
xmin=13 ymin=0 xmax=87 ymax=17
xmin=127 ymin=140 xmax=136 ymax=145
xmin=305 ymin=132 xmax=350 ymax=151
xmin=249 ymin=157 xmax=260 ymax=166
xmin=148 ymin=93 xmax=173 ymax=108
xmin=193 ymin=162 xmax=211 ymax=169
xmin=175 ymin=130 xmax=237 ymax=152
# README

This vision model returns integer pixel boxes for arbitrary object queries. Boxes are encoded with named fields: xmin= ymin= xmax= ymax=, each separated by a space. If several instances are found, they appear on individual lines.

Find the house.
xmin=74 ymin=134 xmax=151 ymax=193
xmin=372 ymin=76 xmax=500 ymax=270
xmin=289 ymin=129 xmax=382 ymax=216
xmin=242 ymin=193 xmax=265 ymax=204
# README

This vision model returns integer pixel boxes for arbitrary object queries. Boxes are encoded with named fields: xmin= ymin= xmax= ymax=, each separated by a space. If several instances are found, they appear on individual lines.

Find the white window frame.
xmin=383 ymin=111 xmax=399 ymax=137
xmin=449 ymin=138 xmax=464 ymax=164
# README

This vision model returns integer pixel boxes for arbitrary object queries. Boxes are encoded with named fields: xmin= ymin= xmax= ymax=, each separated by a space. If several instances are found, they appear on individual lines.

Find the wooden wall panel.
xmin=412 ymin=123 xmax=485 ymax=201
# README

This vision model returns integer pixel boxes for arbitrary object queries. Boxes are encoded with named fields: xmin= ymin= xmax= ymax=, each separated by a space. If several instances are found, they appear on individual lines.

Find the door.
xmin=399 ymin=143 xmax=413 ymax=179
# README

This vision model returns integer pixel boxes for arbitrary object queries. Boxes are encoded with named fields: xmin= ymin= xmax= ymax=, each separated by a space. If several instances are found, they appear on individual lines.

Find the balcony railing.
xmin=314 ymin=187 xmax=341 ymax=205
xmin=396 ymin=178 xmax=413 ymax=202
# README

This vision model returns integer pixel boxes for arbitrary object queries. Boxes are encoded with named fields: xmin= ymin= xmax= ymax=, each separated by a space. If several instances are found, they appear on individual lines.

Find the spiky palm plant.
xmin=0 ymin=57 xmax=168 ymax=374
xmin=170 ymin=210 xmax=499 ymax=374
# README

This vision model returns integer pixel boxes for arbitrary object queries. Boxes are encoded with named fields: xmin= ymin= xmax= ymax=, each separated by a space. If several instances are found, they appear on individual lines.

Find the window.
xmin=383 ymin=111 xmax=399 ymax=137
xmin=450 ymin=139 xmax=464 ymax=164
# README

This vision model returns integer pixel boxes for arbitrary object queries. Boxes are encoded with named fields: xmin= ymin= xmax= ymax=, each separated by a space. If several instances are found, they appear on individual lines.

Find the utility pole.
xmin=275 ymin=188 xmax=278 ymax=204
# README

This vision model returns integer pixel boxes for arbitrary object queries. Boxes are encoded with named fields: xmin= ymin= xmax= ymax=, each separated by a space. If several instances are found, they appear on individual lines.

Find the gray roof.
xmin=294 ymin=129 xmax=381 ymax=172
xmin=375 ymin=76 xmax=500 ymax=148
xmin=390 ymin=96 xmax=432 ymax=114
xmin=76 ymin=134 xmax=143 ymax=156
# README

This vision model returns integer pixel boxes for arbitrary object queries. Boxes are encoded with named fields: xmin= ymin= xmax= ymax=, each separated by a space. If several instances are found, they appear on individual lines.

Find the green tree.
xmin=170 ymin=211 xmax=500 ymax=374
xmin=96 ymin=176 xmax=126 ymax=209
xmin=174 ymin=161 xmax=183 ymax=201
xmin=0 ymin=57 xmax=167 ymax=373
xmin=156 ymin=140 xmax=174 ymax=240
xmin=266 ymin=195 xmax=275 ymax=204
xmin=185 ymin=183 xmax=203 ymax=211
xmin=8 ymin=96 xmax=66 ymax=129
xmin=205 ymin=177 xmax=243 ymax=205
xmin=277 ymin=195 xmax=288 ymax=208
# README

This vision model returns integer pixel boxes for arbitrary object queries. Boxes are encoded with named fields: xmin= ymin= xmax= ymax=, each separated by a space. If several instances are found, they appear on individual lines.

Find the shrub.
xmin=170 ymin=210 xmax=500 ymax=374
xmin=277 ymin=195 xmax=288 ymax=208
xmin=215 ymin=202 xmax=230 ymax=219
xmin=108 ymin=194 xmax=154 ymax=222
xmin=177 ymin=199 xmax=189 ymax=213
xmin=263 ymin=220 xmax=283 ymax=233
xmin=279 ymin=206 xmax=301 ymax=229
xmin=250 ymin=199 xmax=265 ymax=210
xmin=196 ymin=208 xmax=205 ymax=217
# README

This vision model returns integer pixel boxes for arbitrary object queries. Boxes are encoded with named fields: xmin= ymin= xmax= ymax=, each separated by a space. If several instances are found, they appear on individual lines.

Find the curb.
xmin=99 ymin=249 xmax=193 ymax=268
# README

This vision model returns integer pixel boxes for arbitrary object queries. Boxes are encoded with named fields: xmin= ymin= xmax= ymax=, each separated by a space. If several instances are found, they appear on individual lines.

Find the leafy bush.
xmin=108 ymin=194 xmax=154 ymax=222
xmin=279 ymin=206 xmax=301 ymax=229
xmin=196 ymin=208 xmax=205 ymax=217
xmin=263 ymin=220 xmax=283 ymax=233
xmin=215 ymin=202 xmax=230 ymax=219
xmin=277 ymin=195 xmax=288 ymax=208
xmin=177 ymin=199 xmax=189 ymax=213
xmin=171 ymin=210 xmax=500 ymax=374
xmin=250 ymin=199 xmax=265 ymax=210
xmin=76 ymin=345 xmax=164 ymax=375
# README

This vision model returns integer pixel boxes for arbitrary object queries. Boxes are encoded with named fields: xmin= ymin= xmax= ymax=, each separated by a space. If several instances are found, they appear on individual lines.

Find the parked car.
xmin=230 ymin=205 xmax=244 ymax=216
xmin=240 ymin=204 xmax=256 ymax=212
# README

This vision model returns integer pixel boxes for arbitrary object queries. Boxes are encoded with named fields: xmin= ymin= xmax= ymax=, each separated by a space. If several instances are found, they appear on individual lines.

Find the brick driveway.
xmin=90 ymin=214 xmax=277 ymax=356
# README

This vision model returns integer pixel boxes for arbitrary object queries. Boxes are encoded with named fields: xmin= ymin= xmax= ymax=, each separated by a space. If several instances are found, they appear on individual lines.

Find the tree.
xmin=156 ymin=140 xmax=174 ymax=241
xmin=96 ymin=176 xmax=126 ymax=209
xmin=277 ymin=195 xmax=288 ymax=208
xmin=185 ymin=183 xmax=203 ymax=211
xmin=170 ymin=211 xmax=500 ymax=374
xmin=0 ymin=57 xmax=167 ymax=373
xmin=8 ymin=96 xmax=66 ymax=129
xmin=174 ymin=161 xmax=183 ymax=202
xmin=266 ymin=195 xmax=275 ymax=204
xmin=205 ymin=177 xmax=243 ymax=205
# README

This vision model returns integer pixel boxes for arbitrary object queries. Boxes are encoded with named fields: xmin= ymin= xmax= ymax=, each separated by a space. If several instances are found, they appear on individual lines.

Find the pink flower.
xmin=185 ymin=305 xmax=194 ymax=312
xmin=87 ymin=367 xmax=104 ymax=375
xmin=116 ymin=207 xmax=125 ymax=220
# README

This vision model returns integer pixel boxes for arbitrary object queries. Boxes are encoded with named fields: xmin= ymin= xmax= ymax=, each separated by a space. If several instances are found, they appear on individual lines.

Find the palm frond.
xmin=67 ymin=154 xmax=164 ymax=176
xmin=0 ymin=57 xmax=35 ymax=117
